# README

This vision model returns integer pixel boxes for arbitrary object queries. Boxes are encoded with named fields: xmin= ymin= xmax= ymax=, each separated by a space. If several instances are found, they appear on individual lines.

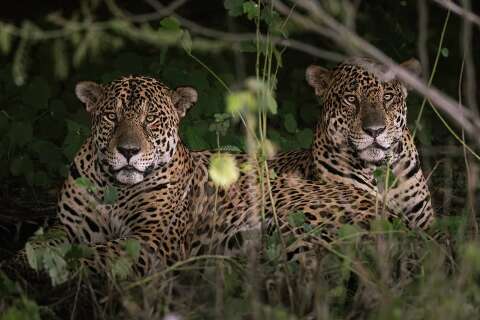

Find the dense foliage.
xmin=0 ymin=0 xmax=479 ymax=319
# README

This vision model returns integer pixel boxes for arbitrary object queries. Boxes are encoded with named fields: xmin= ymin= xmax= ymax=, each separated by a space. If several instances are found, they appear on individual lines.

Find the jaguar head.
xmin=307 ymin=57 xmax=421 ymax=163
xmin=76 ymin=76 xmax=197 ymax=185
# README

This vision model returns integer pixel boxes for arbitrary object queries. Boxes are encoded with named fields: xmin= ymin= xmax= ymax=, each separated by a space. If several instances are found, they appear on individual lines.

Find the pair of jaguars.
xmin=7 ymin=57 xmax=434 ymax=276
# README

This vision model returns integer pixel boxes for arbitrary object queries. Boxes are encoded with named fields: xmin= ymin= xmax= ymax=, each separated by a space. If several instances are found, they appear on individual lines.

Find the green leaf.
xmin=53 ymin=39 xmax=69 ymax=79
xmin=75 ymin=177 xmax=94 ymax=190
xmin=224 ymin=0 xmax=245 ymax=17
xmin=0 ymin=23 xmax=13 ymax=55
xmin=63 ymin=120 xmax=90 ymax=159
xmin=180 ymin=30 xmax=192 ymax=54
xmin=25 ymin=242 xmax=40 ymax=270
xmin=226 ymin=91 xmax=256 ymax=114
xmin=103 ymin=186 xmax=119 ymax=204
xmin=243 ymin=1 xmax=260 ymax=20
xmin=8 ymin=122 xmax=32 ymax=147
xmin=21 ymin=77 xmax=51 ymax=110
xmin=3 ymin=297 xmax=41 ymax=320
xmin=42 ymin=247 xmax=69 ymax=285
xmin=287 ymin=211 xmax=306 ymax=228
xmin=263 ymin=93 xmax=278 ymax=114
xmin=337 ymin=224 xmax=362 ymax=239
xmin=160 ymin=17 xmax=181 ymax=31
xmin=66 ymin=243 xmax=94 ymax=261
xmin=31 ymin=140 xmax=62 ymax=165
xmin=33 ymin=171 xmax=50 ymax=187
xmin=12 ymin=31 xmax=29 ymax=86
xmin=124 ymin=239 xmax=141 ymax=260
xmin=10 ymin=156 xmax=33 ymax=177
xmin=297 ymin=128 xmax=313 ymax=148
xmin=111 ymin=256 xmax=133 ymax=280
xmin=441 ymin=47 xmax=449 ymax=58
xmin=284 ymin=113 xmax=297 ymax=133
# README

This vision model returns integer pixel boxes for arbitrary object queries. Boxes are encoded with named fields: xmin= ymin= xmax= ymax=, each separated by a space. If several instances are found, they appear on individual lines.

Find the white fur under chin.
xmin=116 ymin=169 xmax=144 ymax=185
xmin=359 ymin=147 xmax=386 ymax=163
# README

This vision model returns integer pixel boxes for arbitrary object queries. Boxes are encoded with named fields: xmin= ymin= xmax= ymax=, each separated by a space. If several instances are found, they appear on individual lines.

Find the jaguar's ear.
xmin=306 ymin=65 xmax=331 ymax=98
xmin=398 ymin=58 xmax=422 ymax=93
xmin=75 ymin=81 xmax=104 ymax=113
xmin=172 ymin=86 xmax=198 ymax=118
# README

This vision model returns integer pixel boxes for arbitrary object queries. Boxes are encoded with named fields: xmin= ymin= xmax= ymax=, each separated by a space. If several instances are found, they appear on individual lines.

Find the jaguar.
xmin=269 ymin=57 xmax=434 ymax=230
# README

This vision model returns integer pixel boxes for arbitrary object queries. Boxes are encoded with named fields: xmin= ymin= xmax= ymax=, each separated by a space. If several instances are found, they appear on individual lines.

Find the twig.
xmin=431 ymin=0 xmax=480 ymax=28
xmin=272 ymin=0 xmax=480 ymax=146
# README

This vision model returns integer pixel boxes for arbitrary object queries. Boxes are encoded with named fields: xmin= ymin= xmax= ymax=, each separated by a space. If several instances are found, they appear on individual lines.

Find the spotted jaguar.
xmin=269 ymin=57 xmax=434 ymax=229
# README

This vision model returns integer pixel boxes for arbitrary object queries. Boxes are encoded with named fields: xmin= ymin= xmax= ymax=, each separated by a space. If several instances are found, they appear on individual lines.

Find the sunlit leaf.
xmin=0 ymin=23 xmax=13 ymax=55
xmin=226 ymin=91 xmax=256 ymax=114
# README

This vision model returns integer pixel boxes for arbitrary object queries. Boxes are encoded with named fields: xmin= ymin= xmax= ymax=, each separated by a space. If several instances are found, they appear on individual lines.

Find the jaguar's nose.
xmin=117 ymin=145 xmax=140 ymax=161
xmin=362 ymin=124 xmax=386 ymax=138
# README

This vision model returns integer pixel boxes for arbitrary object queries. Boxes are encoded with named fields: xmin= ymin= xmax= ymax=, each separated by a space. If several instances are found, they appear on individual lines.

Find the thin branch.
xmin=431 ymin=0 xmax=480 ymax=28
xmin=273 ymin=0 xmax=480 ymax=146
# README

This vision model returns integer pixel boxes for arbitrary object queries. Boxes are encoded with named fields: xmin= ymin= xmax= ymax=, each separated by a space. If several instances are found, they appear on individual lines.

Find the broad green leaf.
xmin=111 ymin=256 xmax=133 ymax=280
xmin=226 ymin=91 xmax=256 ymax=114
xmin=263 ymin=93 xmax=278 ymax=114
xmin=25 ymin=242 xmax=40 ymax=270
xmin=337 ymin=224 xmax=362 ymax=239
xmin=160 ymin=17 xmax=181 ymax=31
xmin=42 ymin=247 xmax=69 ymax=285
xmin=2 ymin=297 xmax=41 ymax=320
xmin=63 ymin=120 xmax=90 ymax=159
xmin=103 ymin=186 xmax=119 ymax=204
xmin=33 ymin=171 xmax=50 ymax=187
xmin=441 ymin=47 xmax=449 ymax=58
xmin=243 ymin=1 xmax=260 ymax=20
xmin=284 ymin=113 xmax=297 ymax=133
xmin=75 ymin=177 xmax=94 ymax=190
xmin=287 ymin=211 xmax=306 ymax=228
xmin=224 ymin=0 xmax=244 ymax=17
xmin=124 ymin=239 xmax=141 ymax=260
xmin=8 ymin=122 xmax=32 ymax=147
xmin=10 ymin=156 xmax=33 ymax=177
xmin=22 ymin=77 xmax=51 ymax=110
xmin=297 ymin=128 xmax=313 ymax=148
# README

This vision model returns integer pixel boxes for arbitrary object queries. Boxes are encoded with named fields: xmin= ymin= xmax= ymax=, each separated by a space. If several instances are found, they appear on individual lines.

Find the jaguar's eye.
xmin=146 ymin=115 xmax=156 ymax=123
xmin=384 ymin=93 xmax=393 ymax=102
xmin=344 ymin=94 xmax=357 ymax=104
xmin=105 ymin=113 xmax=117 ymax=121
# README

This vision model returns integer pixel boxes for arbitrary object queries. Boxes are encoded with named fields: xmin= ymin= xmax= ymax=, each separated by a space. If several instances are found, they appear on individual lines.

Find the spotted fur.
xmin=5 ymin=73 xmax=403 ymax=276
xmin=269 ymin=58 xmax=434 ymax=229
